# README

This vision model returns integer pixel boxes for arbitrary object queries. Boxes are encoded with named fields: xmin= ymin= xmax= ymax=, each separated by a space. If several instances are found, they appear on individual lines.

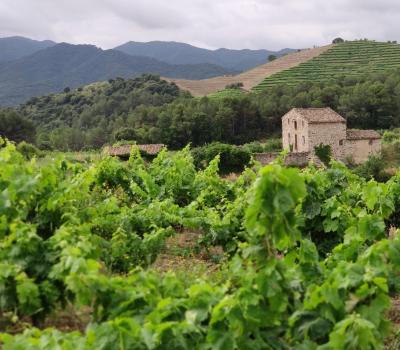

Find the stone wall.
xmin=254 ymin=152 xmax=309 ymax=167
xmin=307 ymin=122 xmax=347 ymax=162
xmin=282 ymin=110 xmax=310 ymax=153
xmin=345 ymin=139 xmax=382 ymax=164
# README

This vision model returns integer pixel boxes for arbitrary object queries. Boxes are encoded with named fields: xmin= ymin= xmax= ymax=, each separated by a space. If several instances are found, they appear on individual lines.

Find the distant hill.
xmin=168 ymin=45 xmax=332 ymax=96
xmin=253 ymin=40 xmax=400 ymax=91
xmin=0 ymin=43 xmax=236 ymax=106
xmin=0 ymin=36 xmax=56 ymax=63
xmin=114 ymin=41 xmax=295 ymax=71
xmin=20 ymin=75 xmax=184 ymax=131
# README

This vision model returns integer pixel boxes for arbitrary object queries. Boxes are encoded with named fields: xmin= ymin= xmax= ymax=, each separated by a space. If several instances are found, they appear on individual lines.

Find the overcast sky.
xmin=1 ymin=0 xmax=399 ymax=50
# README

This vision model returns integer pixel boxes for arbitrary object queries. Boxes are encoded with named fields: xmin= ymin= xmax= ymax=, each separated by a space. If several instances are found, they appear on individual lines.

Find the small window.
xmin=294 ymin=121 xmax=297 ymax=130
xmin=369 ymin=139 xmax=373 ymax=145
xmin=302 ymin=120 xmax=304 ymax=127
xmin=302 ymin=136 xmax=305 ymax=145
xmin=339 ymin=140 xmax=344 ymax=146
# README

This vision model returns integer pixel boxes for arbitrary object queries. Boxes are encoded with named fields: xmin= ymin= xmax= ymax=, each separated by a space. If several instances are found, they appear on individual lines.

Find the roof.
xmin=346 ymin=129 xmax=381 ymax=140
xmin=106 ymin=144 xmax=165 ymax=156
xmin=288 ymin=107 xmax=346 ymax=124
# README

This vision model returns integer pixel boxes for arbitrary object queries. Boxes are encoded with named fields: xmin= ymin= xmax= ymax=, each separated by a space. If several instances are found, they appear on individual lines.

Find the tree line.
xmin=2 ymin=69 xmax=400 ymax=151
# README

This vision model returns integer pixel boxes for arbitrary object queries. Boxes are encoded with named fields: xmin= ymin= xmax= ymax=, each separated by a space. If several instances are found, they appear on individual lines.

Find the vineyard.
xmin=253 ymin=40 xmax=400 ymax=91
xmin=2 ymin=139 xmax=400 ymax=349
xmin=206 ymin=88 xmax=246 ymax=100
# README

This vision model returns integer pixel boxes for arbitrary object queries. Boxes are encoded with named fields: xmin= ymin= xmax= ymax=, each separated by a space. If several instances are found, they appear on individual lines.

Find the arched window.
xmin=294 ymin=121 xmax=297 ymax=130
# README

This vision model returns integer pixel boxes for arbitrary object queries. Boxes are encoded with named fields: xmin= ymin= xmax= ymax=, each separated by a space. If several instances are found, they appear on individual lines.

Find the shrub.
xmin=355 ymin=155 xmax=391 ymax=182
xmin=314 ymin=143 xmax=332 ymax=166
xmin=241 ymin=141 xmax=264 ymax=153
xmin=16 ymin=142 xmax=43 ymax=160
xmin=225 ymin=82 xmax=243 ymax=90
xmin=263 ymin=138 xmax=283 ymax=152
xmin=192 ymin=143 xmax=251 ymax=174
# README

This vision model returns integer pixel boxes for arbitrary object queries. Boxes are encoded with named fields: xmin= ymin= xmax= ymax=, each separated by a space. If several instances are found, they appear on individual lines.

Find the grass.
xmin=253 ymin=40 xmax=400 ymax=91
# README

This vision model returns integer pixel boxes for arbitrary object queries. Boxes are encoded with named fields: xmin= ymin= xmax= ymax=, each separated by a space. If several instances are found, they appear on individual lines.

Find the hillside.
xmin=253 ymin=40 xmax=400 ymax=91
xmin=0 ymin=43 xmax=235 ymax=106
xmin=115 ymin=40 xmax=295 ymax=71
xmin=20 ymin=75 xmax=184 ymax=130
xmin=0 ymin=36 xmax=55 ymax=63
xmin=168 ymin=45 xmax=332 ymax=96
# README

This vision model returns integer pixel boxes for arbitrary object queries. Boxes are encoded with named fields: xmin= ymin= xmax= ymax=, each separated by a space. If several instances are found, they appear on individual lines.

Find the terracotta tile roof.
xmin=346 ymin=129 xmax=381 ymax=140
xmin=106 ymin=144 xmax=165 ymax=156
xmin=290 ymin=107 xmax=346 ymax=124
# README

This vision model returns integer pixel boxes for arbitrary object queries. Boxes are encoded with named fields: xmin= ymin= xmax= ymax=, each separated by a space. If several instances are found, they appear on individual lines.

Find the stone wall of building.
xmin=282 ymin=110 xmax=310 ymax=153
xmin=307 ymin=122 xmax=347 ymax=162
xmin=345 ymin=139 xmax=382 ymax=164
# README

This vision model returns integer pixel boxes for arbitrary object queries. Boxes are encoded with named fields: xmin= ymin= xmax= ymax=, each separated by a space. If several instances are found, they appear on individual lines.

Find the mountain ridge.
xmin=0 ymin=36 xmax=56 ymax=63
xmin=0 ymin=42 xmax=236 ymax=106
xmin=114 ymin=40 xmax=295 ymax=71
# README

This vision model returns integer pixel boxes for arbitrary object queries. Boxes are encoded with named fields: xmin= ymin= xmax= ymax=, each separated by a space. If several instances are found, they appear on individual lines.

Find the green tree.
xmin=0 ymin=109 xmax=36 ymax=144
xmin=268 ymin=54 xmax=277 ymax=62
xmin=113 ymin=127 xmax=137 ymax=141
xmin=332 ymin=37 xmax=344 ymax=44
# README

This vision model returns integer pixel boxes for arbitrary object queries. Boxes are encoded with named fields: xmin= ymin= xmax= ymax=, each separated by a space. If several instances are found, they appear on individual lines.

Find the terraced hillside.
xmin=167 ymin=45 xmax=332 ymax=96
xmin=253 ymin=40 xmax=400 ymax=91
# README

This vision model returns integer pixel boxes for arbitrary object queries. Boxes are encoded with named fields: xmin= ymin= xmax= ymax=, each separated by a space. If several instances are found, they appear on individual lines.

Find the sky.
xmin=0 ymin=0 xmax=399 ymax=50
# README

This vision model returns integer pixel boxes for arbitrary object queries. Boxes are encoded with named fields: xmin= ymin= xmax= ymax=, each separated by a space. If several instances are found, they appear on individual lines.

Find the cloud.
xmin=1 ymin=0 xmax=400 ymax=50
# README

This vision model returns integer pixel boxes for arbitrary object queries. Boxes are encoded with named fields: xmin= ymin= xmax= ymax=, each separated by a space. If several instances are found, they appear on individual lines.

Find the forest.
xmin=2 ymin=69 xmax=400 ymax=151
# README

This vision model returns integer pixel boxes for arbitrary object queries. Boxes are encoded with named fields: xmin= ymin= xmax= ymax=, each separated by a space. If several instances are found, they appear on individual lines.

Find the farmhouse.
xmin=282 ymin=107 xmax=381 ymax=164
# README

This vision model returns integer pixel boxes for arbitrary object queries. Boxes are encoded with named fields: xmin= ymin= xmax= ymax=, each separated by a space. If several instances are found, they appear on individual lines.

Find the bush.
xmin=314 ymin=144 xmax=332 ymax=166
xmin=16 ymin=142 xmax=43 ymax=160
xmin=263 ymin=138 xmax=283 ymax=152
xmin=355 ymin=155 xmax=391 ymax=182
xmin=241 ymin=141 xmax=264 ymax=153
xmin=192 ymin=143 xmax=251 ymax=174
xmin=225 ymin=82 xmax=243 ymax=90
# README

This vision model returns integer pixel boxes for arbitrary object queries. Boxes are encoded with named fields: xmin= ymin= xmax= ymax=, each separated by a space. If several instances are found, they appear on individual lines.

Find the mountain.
xmin=0 ymin=43 xmax=236 ymax=106
xmin=0 ymin=36 xmax=56 ymax=63
xmin=114 ymin=41 xmax=296 ymax=71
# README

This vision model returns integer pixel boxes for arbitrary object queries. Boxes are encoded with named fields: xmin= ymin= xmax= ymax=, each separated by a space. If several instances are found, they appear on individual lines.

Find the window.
xmin=339 ymin=140 xmax=344 ymax=146
xmin=369 ymin=139 xmax=373 ymax=145
xmin=294 ymin=120 xmax=297 ymax=130
xmin=302 ymin=120 xmax=304 ymax=127
xmin=302 ymin=136 xmax=305 ymax=145
xmin=294 ymin=134 xmax=298 ymax=150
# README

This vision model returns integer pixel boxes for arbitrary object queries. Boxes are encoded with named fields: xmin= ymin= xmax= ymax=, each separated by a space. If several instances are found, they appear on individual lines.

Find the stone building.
xmin=281 ymin=107 xmax=381 ymax=164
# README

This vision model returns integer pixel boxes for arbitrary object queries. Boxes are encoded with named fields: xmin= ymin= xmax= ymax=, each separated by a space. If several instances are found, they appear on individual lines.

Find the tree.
xmin=332 ymin=37 xmax=344 ymax=44
xmin=268 ymin=54 xmax=277 ymax=62
xmin=113 ymin=127 xmax=137 ymax=141
xmin=0 ymin=109 xmax=36 ymax=144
